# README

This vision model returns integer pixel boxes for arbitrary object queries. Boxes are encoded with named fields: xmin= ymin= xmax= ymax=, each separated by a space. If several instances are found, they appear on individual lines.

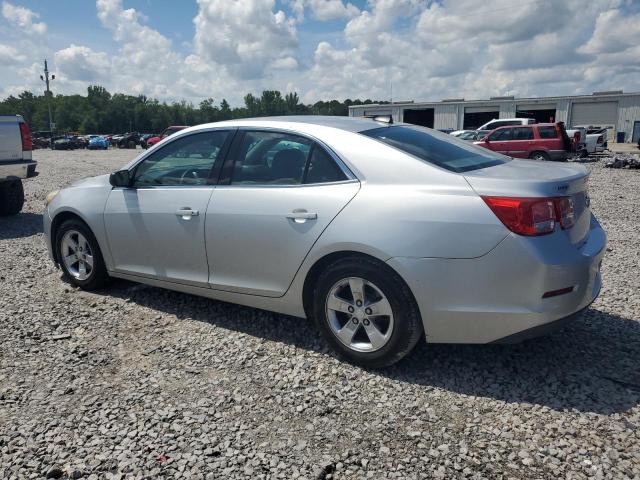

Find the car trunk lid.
xmin=463 ymin=159 xmax=591 ymax=245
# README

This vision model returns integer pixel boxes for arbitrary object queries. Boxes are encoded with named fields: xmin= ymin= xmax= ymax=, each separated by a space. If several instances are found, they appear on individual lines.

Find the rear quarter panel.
xmin=309 ymin=182 xmax=509 ymax=260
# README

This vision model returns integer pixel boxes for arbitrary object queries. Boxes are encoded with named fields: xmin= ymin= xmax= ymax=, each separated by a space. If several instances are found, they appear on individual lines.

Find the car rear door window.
xmin=538 ymin=126 xmax=558 ymax=138
xmin=133 ymin=131 xmax=229 ymax=187
xmin=231 ymin=131 xmax=312 ymax=185
xmin=305 ymin=146 xmax=348 ymax=184
xmin=362 ymin=125 xmax=508 ymax=173
xmin=488 ymin=128 xmax=513 ymax=141
xmin=513 ymin=127 xmax=534 ymax=140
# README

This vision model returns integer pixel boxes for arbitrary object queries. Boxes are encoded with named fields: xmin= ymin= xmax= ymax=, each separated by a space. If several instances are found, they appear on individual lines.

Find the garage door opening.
xmin=516 ymin=109 xmax=556 ymax=123
xmin=403 ymin=108 xmax=434 ymax=128
xmin=464 ymin=110 xmax=499 ymax=129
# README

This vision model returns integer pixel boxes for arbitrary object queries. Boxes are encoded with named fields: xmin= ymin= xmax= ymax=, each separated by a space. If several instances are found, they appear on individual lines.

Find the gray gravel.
xmin=1 ymin=148 xmax=639 ymax=479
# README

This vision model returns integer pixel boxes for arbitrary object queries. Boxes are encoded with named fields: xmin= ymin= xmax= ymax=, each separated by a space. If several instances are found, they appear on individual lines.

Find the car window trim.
xmin=125 ymin=127 xmax=237 ymax=189
xmin=219 ymin=126 xmax=357 ymax=187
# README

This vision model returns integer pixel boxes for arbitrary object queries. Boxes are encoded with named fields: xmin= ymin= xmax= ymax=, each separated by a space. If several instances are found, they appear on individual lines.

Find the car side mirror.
xmin=109 ymin=169 xmax=132 ymax=188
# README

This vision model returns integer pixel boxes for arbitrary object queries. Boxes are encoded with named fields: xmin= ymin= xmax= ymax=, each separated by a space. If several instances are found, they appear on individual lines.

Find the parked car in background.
xmin=478 ymin=118 xmax=536 ymax=131
xmin=474 ymin=122 xmax=572 ymax=161
xmin=566 ymin=127 xmax=588 ymax=157
xmin=0 ymin=114 xmax=36 ymax=215
xmin=451 ymin=130 xmax=482 ymax=141
xmin=88 ymin=136 xmax=110 ymax=150
xmin=43 ymin=116 xmax=605 ymax=368
xmin=145 ymin=126 xmax=189 ymax=148
xmin=52 ymin=136 xmax=76 ymax=150
xmin=582 ymin=128 xmax=608 ymax=154
xmin=110 ymin=134 xmax=124 ymax=146
xmin=140 ymin=133 xmax=155 ymax=149
xmin=117 ymin=132 xmax=141 ymax=149
xmin=75 ymin=136 xmax=89 ymax=149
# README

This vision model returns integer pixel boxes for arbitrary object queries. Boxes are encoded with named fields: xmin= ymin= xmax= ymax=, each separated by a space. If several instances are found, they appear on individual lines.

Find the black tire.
xmin=312 ymin=256 xmax=423 ymax=368
xmin=127 ymin=141 xmax=136 ymax=149
xmin=55 ymin=219 xmax=110 ymax=290
xmin=529 ymin=151 xmax=550 ymax=162
xmin=0 ymin=180 xmax=25 ymax=216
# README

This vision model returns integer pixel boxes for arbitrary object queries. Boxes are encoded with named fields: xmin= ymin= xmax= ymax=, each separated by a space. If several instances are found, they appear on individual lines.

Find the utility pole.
xmin=39 ymin=59 xmax=55 ymax=146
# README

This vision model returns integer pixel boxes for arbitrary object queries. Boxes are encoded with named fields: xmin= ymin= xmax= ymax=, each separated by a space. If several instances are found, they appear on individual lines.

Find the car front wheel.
xmin=313 ymin=257 xmax=423 ymax=368
xmin=55 ymin=219 xmax=109 ymax=290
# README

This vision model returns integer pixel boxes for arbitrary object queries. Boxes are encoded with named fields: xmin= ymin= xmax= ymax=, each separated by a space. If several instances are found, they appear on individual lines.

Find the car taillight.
xmin=482 ymin=196 xmax=575 ymax=236
xmin=555 ymin=196 xmax=575 ymax=229
xmin=19 ymin=122 xmax=32 ymax=151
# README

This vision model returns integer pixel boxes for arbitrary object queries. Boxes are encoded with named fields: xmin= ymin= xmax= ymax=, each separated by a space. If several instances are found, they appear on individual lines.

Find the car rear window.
xmin=361 ymin=125 xmax=509 ymax=173
xmin=538 ymin=126 xmax=558 ymax=138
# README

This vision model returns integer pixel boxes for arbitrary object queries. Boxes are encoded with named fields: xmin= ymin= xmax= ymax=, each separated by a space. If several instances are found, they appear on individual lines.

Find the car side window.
xmin=488 ymin=128 xmax=513 ymax=141
xmin=305 ymin=146 xmax=348 ymax=184
xmin=538 ymin=126 xmax=558 ymax=139
xmin=513 ymin=127 xmax=534 ymax=140
xmin=231 ymin=131 xmax=312 ymax=185
xmin=133 ymin=131 xmax=229 ymax=187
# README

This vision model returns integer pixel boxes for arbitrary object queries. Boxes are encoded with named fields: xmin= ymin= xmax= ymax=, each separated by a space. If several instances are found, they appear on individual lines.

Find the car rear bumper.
xmin=0 ymin=160 xmax=37 ymax=180
xmin=387 ymin=215 xmax=606 ymax=343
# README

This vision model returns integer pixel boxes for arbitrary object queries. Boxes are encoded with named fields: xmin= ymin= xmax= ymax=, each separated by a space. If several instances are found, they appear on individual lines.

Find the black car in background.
xmin=117 ymin=132 xmax=141 ymax=149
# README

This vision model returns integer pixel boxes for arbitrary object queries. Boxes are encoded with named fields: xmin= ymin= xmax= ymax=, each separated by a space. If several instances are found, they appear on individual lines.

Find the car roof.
xmin=493 ymin=123 xmax=556 ymax=130
xmin=207 ymin=115 xmax=394 ymax=133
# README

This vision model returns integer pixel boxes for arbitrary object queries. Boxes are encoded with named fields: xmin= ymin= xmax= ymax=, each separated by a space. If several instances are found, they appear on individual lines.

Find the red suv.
xmin=474 ymin=123 xmax=572 ymax=161
xmin=145 ymin=125 xmax=189 ymax=148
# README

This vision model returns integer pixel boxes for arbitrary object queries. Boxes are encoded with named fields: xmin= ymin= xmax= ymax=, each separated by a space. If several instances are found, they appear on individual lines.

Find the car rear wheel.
xmin=56 ymin=219 xmax=109 ymax=290
xmin=529 ymin=151 xmax=550 ymax=162
xmin=0 ymin=180 xmax=24 ymax=216
xmin=312 ymin=257 xmax=423 ymax=368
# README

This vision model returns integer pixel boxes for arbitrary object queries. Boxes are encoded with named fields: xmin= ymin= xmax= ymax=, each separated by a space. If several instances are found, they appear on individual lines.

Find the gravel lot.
xmin=1 ymin=148 xmax=639 ymax=479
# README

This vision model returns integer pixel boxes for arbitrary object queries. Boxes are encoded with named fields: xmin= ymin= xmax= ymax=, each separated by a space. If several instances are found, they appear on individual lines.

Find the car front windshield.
xmin=361 ymin=125 xmax=509 ymax=173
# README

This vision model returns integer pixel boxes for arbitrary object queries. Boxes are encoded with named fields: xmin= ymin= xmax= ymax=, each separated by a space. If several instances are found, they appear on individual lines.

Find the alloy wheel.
xmin=325 ymin=277 xmax=394 ymax=352
xmin=60 ymin=230 xmax=94 ymax=281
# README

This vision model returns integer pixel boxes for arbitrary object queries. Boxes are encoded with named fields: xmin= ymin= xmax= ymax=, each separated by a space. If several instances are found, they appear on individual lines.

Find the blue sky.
xmin=1 ymin=0 xmax=639 ymax=105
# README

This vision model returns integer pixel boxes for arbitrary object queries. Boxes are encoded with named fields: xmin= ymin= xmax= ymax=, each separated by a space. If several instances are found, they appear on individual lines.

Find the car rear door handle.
xmin=176 ymin=207 xmax=199 ymax=219
xmin=286 ymin=210 xmax=317 ymax=223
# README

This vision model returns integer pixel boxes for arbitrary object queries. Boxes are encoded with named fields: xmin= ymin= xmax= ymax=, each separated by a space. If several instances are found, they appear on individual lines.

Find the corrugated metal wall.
xmin=350 ymin=95 xmax=640 ymax=142
xmin=500 ymin=102 xmax=516 ymax=118
xmin=555 ymin=99 xmax=570 ymax=123
xmin=434 ymin=104 xmax=459 ymax=130
xmin=618 ymin=96 xmax=640 ymax=142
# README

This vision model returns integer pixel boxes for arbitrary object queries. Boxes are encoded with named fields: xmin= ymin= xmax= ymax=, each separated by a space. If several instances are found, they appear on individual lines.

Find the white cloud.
xmin=54 ymin=45 xmax=110 ymax=82
xmin=0 ymin=43 xmax=25 ymax=65
xmin=193 ymin=0 xmax=298 ymax=79
xmin=309 ymin=0 xmax=359 ymax=21
xmin=580 ymin=9 xmax=640 ymax=54
xmin=1 ymin=1 xmax=46 ymax=34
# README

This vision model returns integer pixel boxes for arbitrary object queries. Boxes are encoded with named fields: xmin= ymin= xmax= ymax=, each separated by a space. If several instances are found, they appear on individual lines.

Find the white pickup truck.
xmin=0 ymin=115 xmax=37 ymax=215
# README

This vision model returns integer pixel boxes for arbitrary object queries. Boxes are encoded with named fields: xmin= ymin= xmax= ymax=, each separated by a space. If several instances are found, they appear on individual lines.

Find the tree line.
xmin=0 ymin=86 xmax=388 ymax=134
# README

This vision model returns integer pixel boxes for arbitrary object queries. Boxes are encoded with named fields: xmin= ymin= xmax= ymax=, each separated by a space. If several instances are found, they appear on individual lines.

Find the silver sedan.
xmin=43 ymin=116 xmax=606 ymax=368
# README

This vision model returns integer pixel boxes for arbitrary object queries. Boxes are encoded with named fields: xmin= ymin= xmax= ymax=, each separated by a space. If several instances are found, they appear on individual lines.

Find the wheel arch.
xmin=50 ymin=210 xmax=93 ymax=264
xmin=301 ymin=250 xmax=420 ymax=322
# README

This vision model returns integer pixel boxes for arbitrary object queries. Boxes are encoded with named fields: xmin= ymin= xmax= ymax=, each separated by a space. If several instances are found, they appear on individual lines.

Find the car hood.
xmin=69 ymin=174 xmax=111 ymax=189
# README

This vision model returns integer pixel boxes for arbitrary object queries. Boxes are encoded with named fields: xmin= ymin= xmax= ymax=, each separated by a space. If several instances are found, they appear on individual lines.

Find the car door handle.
xmin=176 ymin=208 xmax=199 ymax=218
xmin=286 ymin=210 xmax=317 ymax=223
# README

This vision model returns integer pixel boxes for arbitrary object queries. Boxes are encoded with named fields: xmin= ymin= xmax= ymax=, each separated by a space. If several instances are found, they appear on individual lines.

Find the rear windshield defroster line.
xmin=361 ymin=125 xmax=509 ymax=173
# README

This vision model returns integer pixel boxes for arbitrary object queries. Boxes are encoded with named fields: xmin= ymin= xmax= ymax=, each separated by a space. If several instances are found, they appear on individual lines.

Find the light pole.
xmin=39 ymin=59 xmax=55 ymax=147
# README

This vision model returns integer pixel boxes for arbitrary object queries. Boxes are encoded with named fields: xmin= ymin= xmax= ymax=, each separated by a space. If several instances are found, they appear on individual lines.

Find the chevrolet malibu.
xmin=43 ymin=116 xmax=606 ymax=368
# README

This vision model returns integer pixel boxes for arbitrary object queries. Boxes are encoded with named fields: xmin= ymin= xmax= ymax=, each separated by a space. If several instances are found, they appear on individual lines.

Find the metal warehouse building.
xmin=348 ymin=91 xmax=640 ymax=143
